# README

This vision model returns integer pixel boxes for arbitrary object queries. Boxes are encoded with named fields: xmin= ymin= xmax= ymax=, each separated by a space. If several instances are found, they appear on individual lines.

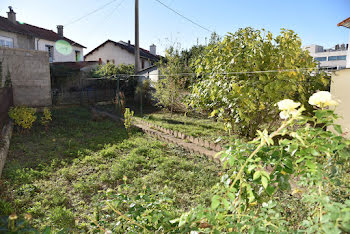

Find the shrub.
xmin=154 ymin=47 xmax=191 ymax=113
xmin=124 ymin=108 xmax=134 ymax=136
xmin=98 ymin=91 xmax=350 ymax=232
xmin=189 ymin=28 xmax=328 ymax=138
xmin=8 ymin=106 xmax=37 ymax=131
xmin=41 ymin=107 xmax=52 ymax=131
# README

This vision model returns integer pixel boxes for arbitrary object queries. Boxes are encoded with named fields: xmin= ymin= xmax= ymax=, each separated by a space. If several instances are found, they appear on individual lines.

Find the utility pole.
xmin=135 ymin=0 xmax=140 ymax=73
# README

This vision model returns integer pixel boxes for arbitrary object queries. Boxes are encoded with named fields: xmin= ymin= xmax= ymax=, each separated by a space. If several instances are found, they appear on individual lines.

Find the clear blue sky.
xmin=0 ymin=0 xmax=349 ymax=55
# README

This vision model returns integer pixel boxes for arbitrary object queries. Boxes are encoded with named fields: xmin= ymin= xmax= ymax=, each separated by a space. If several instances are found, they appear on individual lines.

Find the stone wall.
xmin=0 ymin=47 xmax=51 ymax=106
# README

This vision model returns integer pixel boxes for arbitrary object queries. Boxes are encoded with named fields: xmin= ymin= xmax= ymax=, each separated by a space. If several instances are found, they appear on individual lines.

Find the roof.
xmin=84 ymin=39 xmax=160 ymax=61
xmin=0 ymin=16 xmax=86 ymax=48
xmin=337 ymin=17 xmax=350 ymax=29
xmin=137 ymin=65 xmax=158 ymax=75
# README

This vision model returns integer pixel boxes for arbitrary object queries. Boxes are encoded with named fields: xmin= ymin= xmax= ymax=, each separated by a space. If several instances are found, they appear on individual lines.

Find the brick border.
xmin=91 ymin=107 xmax=222 ymax=163
xmin=135 ymin=118 xmax=224 ymax=152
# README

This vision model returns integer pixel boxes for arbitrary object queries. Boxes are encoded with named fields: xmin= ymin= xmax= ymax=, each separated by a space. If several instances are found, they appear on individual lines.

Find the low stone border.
xmin=91 ymin=107 xmax=221 ymax=163
xmin=0 ymin=121 xmax=13 ymax=178
xmin=135 ymin=118 xmax=224 ymax=152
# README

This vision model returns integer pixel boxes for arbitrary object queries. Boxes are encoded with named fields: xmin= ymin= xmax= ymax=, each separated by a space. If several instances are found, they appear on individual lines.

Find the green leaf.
xmin=266 ymin=185 xmax=276 ymax=195
xmin=211 ymin=195 xmax=221 ymax=209
xmin=261 ymin=176 xmax=268 ymax=188
xmin=333 ymin=124 xmax=342 ymax=134
xmin=253 ymin=171 xmax=261 ymax=180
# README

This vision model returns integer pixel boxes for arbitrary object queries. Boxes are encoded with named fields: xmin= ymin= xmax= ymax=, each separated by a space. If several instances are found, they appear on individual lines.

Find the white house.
xmin=137 ymin=65 xmax=161 ymax=83
xmin=84 ymin=39 xmax=160 ymax=70
xmin=0 ymin=6 xmax=85 ymax=63
xmin=304 ymin=44 xmax=348 ymax=70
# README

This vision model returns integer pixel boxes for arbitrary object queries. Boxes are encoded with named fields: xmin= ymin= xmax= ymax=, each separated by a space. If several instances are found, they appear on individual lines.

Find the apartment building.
xmin=304 ymin=44 xmax=348 ymax=70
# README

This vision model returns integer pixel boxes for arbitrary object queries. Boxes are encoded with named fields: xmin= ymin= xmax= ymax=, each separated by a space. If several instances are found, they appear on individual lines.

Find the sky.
xmin=0 ymin=0 xmax=349 ymax=55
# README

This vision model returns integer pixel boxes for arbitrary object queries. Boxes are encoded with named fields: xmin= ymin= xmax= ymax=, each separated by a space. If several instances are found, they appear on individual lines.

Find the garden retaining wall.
xmin=0 ymin=47 xmax=51 ymax=106
xmin=0 ymin=122 xmax=13 ymax=178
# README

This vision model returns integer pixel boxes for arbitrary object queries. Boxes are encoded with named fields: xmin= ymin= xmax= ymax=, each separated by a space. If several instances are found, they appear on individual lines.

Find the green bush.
xmin=189 ymin=28 xmax=328 ymax=138
xmin=98 ymin=91 xmax=350 ymax=232
xmin=8 ymin=106 xmax=37 ymax=131
xmin=40 ymin=107 xmax=52 ymax=131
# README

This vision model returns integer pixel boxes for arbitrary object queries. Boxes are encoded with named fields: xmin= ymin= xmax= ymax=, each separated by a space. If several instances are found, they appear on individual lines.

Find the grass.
xmin=98 ymin=103 xmax=234 ymax=145
xmin=136 ymin=111 xmax=235 ymax=145
xmin=0 ymin=107 xmax=221 ymax=231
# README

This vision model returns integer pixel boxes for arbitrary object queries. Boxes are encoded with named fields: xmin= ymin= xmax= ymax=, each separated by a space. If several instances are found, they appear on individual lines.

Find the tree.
xmin=189 ymin=28 xmax=328 ymax=138
xmin=91 ymin=63 xmax=134 ymax=78
xmin=154 ymin=47 xmax=191 ymax=113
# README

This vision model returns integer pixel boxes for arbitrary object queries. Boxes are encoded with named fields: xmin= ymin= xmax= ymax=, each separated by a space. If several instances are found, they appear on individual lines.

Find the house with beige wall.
xmin=0 ymin=6 xmax=85 ymax=63
xmin=84 ymin=40 xmax=160 ymax=70
xmin=330 ymin=17 xmax=350 ymax=138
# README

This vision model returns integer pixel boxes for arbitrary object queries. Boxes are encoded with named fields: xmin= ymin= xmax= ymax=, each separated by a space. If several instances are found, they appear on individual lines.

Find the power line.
xmin=64 ymin=0 xmax=119 ymax=27
xmin=154 ymin=0 xmax=213 ymax=33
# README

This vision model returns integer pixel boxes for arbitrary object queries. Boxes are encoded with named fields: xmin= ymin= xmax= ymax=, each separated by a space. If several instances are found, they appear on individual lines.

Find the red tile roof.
xmin=0 ymin=16 xmax=86 ymax=48
xmin=84 ymin=39 xmax=160 ymax=61
xmin=337 ymin=17 xmax=350 ymax=28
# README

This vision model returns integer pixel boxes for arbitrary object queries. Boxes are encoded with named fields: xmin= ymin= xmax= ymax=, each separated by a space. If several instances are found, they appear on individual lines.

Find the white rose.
xmin=277 ymin=99 xmax=300 ymax=111
xmin=309 ymin=91 xmax=338 ymax=108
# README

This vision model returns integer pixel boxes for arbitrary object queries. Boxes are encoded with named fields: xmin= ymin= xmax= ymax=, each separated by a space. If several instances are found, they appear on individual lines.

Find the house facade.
xmin=84 ymin=40 xmax=160 ymax=70
xmin=330 ymin=17 xmax=350 ymax=138
xmin=0 ymin=6 xmax=85 ymax=63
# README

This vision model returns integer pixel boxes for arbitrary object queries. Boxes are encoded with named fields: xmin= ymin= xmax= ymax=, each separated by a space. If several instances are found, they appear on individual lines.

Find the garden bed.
xmin=0 ymin=107 xmax=221 ymax=231
xmin=98 ymin=104 xmax=234 ymax=145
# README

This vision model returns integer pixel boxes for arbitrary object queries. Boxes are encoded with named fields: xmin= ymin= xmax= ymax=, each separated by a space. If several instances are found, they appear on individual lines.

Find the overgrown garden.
xmin=1 ymin=27 xmax=349 ymax=233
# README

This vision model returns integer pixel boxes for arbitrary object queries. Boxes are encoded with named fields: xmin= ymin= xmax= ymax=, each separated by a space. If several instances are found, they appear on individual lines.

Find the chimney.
xmin=57 ymin=25 xmax=64 ymax=37
xmin=150 ymin=44 xmax=156 ymax=55
xmin=7 ymin=6 xmax=16 ymax=24
xmin=128 ymin=40 xmax=131 ymax=46
xmin=335 ymin=44 xmax=340 ymax=50
xmin=341 ymin=43 xmax=345 ymax=50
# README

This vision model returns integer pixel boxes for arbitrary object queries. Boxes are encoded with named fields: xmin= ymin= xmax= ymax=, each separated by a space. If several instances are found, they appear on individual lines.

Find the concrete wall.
xmin=35 ymin=38 xmax=84 ymax=63
xmin=85 ymin=42 xmax=151 ymax=69
xmin=330 ymin=68 xmax=350 ymax=138
xmin=347 ymin=32 xmax=350 ymax=68
xmin=0 ymin=29 xmax=35 ymax=50
xmin=0 ymin=47 xmax=51 ymax=106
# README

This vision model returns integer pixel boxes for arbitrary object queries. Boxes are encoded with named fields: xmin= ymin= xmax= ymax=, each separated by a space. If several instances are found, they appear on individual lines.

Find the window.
xmin=315 ymin=57 xmax=327 ymax=62
xmin=75 ymin=50 xmax=81 ymax=62
xmin=142 ymin=59 xmax=145 ymax=69
xmin=328 ymin=56 xmax=347 ymax=61
xmin=45 ymin=45 xmax=54 ymax=62
xmin=0 ymin=36 xmax=14 ymax=48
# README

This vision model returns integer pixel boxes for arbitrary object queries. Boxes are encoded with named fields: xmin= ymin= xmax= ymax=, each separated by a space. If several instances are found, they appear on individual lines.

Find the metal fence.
xmin=52 ymin=76 xmax=155 ymax=116
xmin=0 ymin=87 xmax=13 ymax=134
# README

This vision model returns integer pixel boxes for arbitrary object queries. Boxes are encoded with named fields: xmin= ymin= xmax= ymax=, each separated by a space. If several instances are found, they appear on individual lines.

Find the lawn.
xmin=97 ymin=104 xmax=234 ymax=145
xmin=0 ymin=107 xmax=221 ymax=231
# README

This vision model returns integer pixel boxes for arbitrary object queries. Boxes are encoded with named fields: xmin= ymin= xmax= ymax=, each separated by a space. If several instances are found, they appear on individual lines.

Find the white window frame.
xmin=0 ymin=35 xmax=14 ymax=48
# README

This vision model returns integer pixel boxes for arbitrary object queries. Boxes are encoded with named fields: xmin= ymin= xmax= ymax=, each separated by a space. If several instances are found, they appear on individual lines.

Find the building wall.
xmin=138 ymin=67 xmax=160 ymax=82
xmin=85 ymin=42 xmax=151 ymax=69
xmin=347 ymin=32 xmax=350 ymax=68
xmin=305 ymin=44 xmax=348 ymax=69
xmin=0 ymin=47 xmax=51 ymax=106
xmin=0 ymin=30 xmax=35 ymax=50
xmin=35 ymin=38 xmax=84 ymax=63
xmin=330 ymin=68 xmax=350 ymax=138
